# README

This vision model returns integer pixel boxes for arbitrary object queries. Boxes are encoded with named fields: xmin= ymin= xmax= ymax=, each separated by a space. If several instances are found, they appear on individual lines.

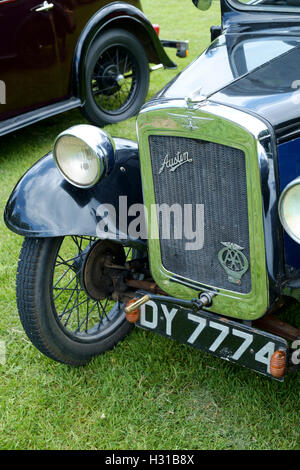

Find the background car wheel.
xmin=16 ymin=237 xmax=138 ymax=365
xmin=81 ymin=28 xmax=150 ymax=126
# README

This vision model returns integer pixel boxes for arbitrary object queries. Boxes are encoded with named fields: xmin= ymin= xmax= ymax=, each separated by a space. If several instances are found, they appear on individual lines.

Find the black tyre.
xmin=81 ymin=28 xmax=150 ymax=126
xmin=16 ymin=237 xmax=135 ymax=365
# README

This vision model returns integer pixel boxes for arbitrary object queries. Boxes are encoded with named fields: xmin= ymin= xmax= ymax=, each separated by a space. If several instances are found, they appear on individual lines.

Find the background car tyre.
xmin=16 ymin=237 xmax=136 ymax=365
xmin=81 ymin=28 xmax=150 ymax=126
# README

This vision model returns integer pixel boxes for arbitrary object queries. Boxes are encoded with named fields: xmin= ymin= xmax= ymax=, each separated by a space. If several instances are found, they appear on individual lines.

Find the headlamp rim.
xmin=278 ymin=176 xmax=300 ymax=244
xmin=52 ymin=124 xmax=108 ymax=189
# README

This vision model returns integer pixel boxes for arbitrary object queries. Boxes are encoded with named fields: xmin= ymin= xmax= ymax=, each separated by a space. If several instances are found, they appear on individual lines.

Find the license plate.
xmin=136 ymin=299 xmax=288 ymax=380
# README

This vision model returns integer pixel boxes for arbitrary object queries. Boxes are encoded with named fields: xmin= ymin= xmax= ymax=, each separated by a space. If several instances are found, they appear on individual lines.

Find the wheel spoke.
xmin=116 ymin=47 xmax=119 ymax=72
xmin=63 ymin=287 xmax=81 ymax=328
xmin=56 ymin=255 xmax=72 ymax=267
xmin=53 ymin=265 xmax=76 ymax=291
xmin=125 ymin=247 xmax=132 ymax=260
xmin=75 ymin=299 xmax=99 ymax=334
xmin=52 ymin=237 xmax=131 ymax=340
xmin=59 ymin=295 xmax=89 ymax=320
xmin=71 ymin=236 xmax=84 ymax=253
xmin=98 ymin=298 xmax=109 ymax=317
xmin=53 ymin=287 xmax=75 ymax=291
xmin=91 ymin=45 xmax=137 ymax=113
xmin=56 ymin=253 xmax=79 ymax=267
xmin=58 ymin=282 xmax=80 ymax=321
xmin=97 ymin=302 xmax=104 ymax=324
xmin=123 ymin=53 xmax=128 ymax=74
xmin=85 ymin=299 xmax=89 ymax=333
xmin=93 ymin=85 xmax=117 ymax=96
xmin=53 ymin=282 xmax=78 ymax=301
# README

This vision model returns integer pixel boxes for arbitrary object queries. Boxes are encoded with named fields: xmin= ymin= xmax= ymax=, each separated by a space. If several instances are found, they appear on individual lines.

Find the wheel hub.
xmin=97 ymin=64 xmax=121 ymax=96
xmin=116 ymin=73 xmax=125 ymax=86
xmin=81 ymin=240 xmax=126 ymax=301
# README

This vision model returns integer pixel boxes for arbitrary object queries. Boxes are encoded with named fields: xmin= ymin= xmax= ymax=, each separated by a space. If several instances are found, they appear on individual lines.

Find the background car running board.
xmin=0 ymin=98 xmax=81 ymax=137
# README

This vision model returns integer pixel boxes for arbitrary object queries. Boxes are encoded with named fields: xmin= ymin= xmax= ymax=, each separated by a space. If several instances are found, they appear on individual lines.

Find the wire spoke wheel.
xmin=91 ymin=46 xmax=138 ymax=114
xmin=16 ymin=236 xmax=136 ymax=365
xmin=82 ymin=29 xmax=149 ymax=126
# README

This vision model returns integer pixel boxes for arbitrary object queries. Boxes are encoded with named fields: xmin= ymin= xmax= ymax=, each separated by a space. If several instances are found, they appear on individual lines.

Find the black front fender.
xmin=4 ymin=138 xmax=144 ymax=245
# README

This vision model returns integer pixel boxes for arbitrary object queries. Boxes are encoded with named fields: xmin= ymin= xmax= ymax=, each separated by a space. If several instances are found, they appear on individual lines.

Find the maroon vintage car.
xmin=0 ymin=0 xmax=187 ymax=135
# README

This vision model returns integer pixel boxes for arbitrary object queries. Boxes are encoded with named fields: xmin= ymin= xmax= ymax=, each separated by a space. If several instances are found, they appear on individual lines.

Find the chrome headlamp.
xmin=278 ymin=176 xmax=300 ymax=244
xmin=53 ymin=124 xmax=115 ymax=188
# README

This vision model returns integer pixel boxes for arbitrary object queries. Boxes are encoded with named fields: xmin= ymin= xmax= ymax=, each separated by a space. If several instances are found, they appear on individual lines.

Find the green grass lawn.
xmin=0 ymin=0 xmax=299 ymax=450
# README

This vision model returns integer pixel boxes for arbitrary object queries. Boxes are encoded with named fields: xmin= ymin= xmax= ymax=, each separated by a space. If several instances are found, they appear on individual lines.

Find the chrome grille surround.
xmin=137 ymin=99 xmax=270 ymax=320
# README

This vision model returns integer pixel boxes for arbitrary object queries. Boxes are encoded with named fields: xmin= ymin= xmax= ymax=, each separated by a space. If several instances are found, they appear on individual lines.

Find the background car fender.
xmin=72 ymin=1 xmax=177 ymax=100
xmin=4 ymin=138 xmax=145 ymax=248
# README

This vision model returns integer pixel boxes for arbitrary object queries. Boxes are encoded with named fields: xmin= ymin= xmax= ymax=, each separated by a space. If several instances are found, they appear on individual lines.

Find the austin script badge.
xmin=159 ymin=151 xmax=193 ymax=174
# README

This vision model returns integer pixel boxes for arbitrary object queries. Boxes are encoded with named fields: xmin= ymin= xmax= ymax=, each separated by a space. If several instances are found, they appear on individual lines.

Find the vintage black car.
xmin=4 ymin=0 xmax=300 ymax=381
xmin=0 ymin=0 xmax=187 ymax=135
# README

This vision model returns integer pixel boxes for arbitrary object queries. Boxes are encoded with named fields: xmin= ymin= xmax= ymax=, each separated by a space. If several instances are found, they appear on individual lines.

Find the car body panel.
xmin=72 ymin=1 xmax=176 ymax=100
xmin=153 ymin=2 xmax=300 ymax=276
xmin=277 ymin=138 xmax=300 ymax=270
xmin=0 ymin=0 xmax=64 ymax=118
xmin=3 ymin=0 xmax=300 ymax=376
xmin=0 ymin=0 xmax=174 ymax=135
xmin=4 ymin=137 xmax=144 ymax=247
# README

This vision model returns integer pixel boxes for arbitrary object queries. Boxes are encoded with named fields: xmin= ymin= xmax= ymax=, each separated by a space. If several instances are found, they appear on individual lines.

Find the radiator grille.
xmin=149 ymin=135 xmax=251 ymax=293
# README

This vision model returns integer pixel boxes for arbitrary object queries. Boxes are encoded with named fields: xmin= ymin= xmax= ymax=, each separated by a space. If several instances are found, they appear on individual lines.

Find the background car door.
xmin=0 ymin=0 xmax=64 ymax=120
